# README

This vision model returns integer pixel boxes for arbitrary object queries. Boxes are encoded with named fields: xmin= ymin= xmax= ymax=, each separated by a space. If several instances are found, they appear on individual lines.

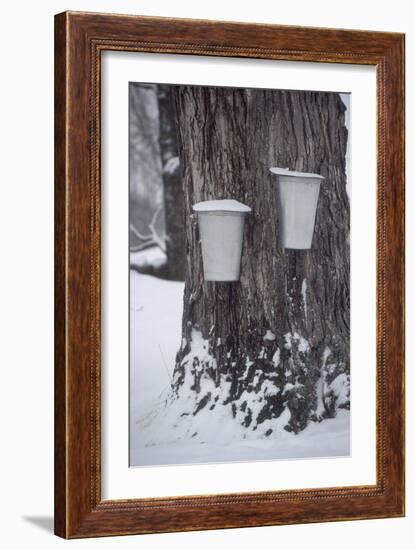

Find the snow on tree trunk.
xmin=168 ymin=86 xmax=349 ymax=437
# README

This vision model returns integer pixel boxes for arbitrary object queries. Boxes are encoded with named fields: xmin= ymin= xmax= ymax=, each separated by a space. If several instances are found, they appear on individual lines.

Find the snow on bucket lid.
xmin=192 ymin=199 xmax=251 ymax=213
xmin=269 ymin=167 xmax=325 ymax=180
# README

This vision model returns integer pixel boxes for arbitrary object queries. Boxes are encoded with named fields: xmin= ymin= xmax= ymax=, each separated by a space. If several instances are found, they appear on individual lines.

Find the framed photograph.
xmin=54 ymin=11 xmax=405 ymax=538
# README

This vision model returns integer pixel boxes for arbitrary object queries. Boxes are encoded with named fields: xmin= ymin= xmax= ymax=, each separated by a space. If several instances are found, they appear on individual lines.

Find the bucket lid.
xmin=269 ymin=167 xmax=325 ymax=180
xmin=192 ymin=199 xmax=251 ymax=213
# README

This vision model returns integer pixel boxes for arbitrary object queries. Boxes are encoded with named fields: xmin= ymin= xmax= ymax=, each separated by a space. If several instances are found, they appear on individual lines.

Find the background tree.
xmin=129 ymin=83 xmax=186 ymax=281
xmin=129 ymin=83 xmax=166 ymax=255
xmin=157 ymin=85 xmax=186 ymax=281
xmin=168 ymin=86 xmax=350 ymax=436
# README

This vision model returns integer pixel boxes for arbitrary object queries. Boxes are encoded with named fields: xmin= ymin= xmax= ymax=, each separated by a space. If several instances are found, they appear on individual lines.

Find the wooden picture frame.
xmin=54 ymin=11 xmax=405 ymax=538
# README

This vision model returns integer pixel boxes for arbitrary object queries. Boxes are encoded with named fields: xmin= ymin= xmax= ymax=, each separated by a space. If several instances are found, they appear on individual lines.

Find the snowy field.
xmin=129 ymin=267 xmax=184 ymax=430
xmin=133 ymin=409 xmax=350 ymax=467
xmin=130 ymin=266 xmax=350 ymax=467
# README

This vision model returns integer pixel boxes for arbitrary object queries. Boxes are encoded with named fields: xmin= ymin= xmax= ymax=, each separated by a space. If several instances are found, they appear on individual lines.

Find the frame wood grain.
xmin=54 ymin=11 xmax=405 ymax=538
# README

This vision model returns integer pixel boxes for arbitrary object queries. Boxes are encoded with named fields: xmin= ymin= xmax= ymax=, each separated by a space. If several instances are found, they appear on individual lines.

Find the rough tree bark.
xmin=169 ymin=86 xmax=349 ymax=436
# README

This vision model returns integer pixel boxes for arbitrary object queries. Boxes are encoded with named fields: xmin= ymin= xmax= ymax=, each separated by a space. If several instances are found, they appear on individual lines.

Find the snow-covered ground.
xmin=133 ymin=410 xmax=349 ymax=467
xmin=129 ymin=269 xmax=184 ymax=426
xmin=130 ymin=270 xmax=350 ymax=467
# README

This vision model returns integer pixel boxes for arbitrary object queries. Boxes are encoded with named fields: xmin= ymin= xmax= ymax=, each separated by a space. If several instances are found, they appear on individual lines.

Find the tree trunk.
xmin=168 ymin=86 xmax=349 ymax=437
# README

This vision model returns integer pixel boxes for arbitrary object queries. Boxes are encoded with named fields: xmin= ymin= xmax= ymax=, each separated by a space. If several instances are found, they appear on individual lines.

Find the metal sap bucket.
xmin=270 ymin=167 xmax=325 ymax=250
xmin=193 ymin=199 xmax=251 ymax=281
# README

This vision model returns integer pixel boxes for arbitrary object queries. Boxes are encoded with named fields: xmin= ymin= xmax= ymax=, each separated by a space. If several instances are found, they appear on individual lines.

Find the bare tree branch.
xmin=130 ymin=204 xmax=167 ymax=252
